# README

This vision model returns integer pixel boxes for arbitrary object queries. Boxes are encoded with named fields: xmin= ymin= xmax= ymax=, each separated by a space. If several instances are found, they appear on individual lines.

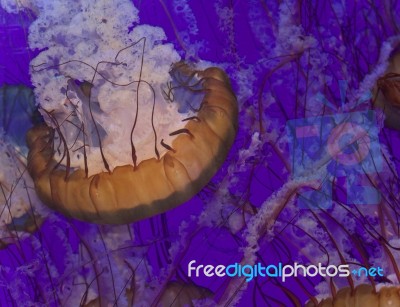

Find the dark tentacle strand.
xmin=169 ymin=128 xmax=193 ymax=138
xmin=160 ymin=139 xmax=176 ymax=153
xmin=182 ymin=116 xmax=200 ymax=122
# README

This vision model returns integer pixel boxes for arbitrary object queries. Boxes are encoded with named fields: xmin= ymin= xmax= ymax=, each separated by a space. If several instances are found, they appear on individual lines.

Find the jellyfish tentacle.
xmin=182 ymin=116 xmax=200 ymax=122
xmin=130 ymin=38 xmax=147 ymax=168
xmin=169 ymin=128 xmax=193 ymax=137
xmin=160 ymin=139 xmax=176 ymax=153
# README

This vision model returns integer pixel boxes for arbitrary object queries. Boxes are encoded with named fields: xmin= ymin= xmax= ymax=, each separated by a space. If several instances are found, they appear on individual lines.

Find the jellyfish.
xmin=21 ymin=0 xmax=238 ymax=224
xmin=0 ymin=131 xmax=47 ymax=244
xmin=27 ymin=62 xmax=238 ymax=224
xmin=305 ymin=284 xmax=400 ymax=306
xmin=374 ymin=47 xmax=400 ymax=130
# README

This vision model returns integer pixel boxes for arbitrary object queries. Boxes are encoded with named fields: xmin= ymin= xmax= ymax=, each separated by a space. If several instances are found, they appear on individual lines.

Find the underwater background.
xmin=1 ymin=0 xmax=400 ymax=306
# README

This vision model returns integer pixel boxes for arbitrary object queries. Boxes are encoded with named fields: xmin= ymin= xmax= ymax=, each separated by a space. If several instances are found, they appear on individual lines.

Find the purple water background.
xmin=0 ymin=0 xmax=400 ymax=306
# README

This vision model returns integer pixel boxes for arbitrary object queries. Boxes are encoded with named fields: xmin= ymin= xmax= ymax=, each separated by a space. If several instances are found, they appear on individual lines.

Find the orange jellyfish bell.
xmin=27 ymin=62 xmax=238 ymax=224
xmin=374 ymin=47 xmax=400 ymax=129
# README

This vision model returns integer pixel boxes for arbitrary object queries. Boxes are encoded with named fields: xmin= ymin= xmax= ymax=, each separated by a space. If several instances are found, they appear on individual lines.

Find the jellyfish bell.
xmin=83 ymin=280 xmax=213 ymax=306
xmin=27 ymin=62 xmax=238 ymax=224
xmin=306 ymin=284 xmax=400 ymax=307
xmin=374 ymin=47 xmax=400 ymax=130
xmin=157 ymin=281 xmax=213 ymax=306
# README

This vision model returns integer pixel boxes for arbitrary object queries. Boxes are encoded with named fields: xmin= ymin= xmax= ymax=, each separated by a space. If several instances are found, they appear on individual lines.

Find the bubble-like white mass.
xmin=26 ymin=0 xmax=190 ymax=175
